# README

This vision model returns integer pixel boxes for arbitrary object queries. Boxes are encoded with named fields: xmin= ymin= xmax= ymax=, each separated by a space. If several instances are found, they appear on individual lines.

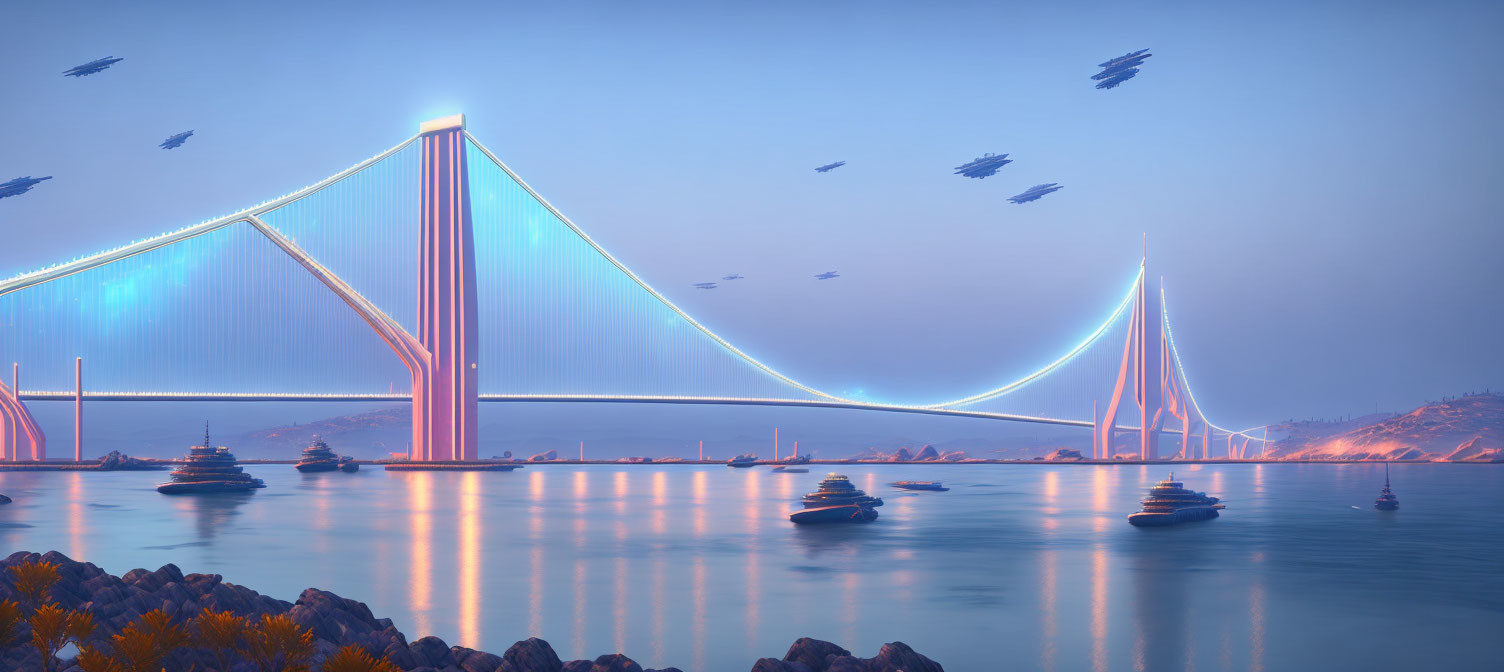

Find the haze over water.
xmin=2 ymin=463 xmax=1500 ymax=672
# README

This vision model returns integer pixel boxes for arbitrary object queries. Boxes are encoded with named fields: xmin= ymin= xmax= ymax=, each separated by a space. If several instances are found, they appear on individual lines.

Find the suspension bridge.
xmin=0 ymin=114 xmax=1269 ymax=463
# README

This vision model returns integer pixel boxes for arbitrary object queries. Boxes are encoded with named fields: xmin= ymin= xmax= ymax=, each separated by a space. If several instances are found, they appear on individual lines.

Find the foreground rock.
xmin=0 ymin=494 xmax=10 ymax=504
xmin=0 ymin=551 xmax=943 ymax=672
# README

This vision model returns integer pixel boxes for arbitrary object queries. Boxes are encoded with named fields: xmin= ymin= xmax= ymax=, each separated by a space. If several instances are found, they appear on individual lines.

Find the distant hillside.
xmin=1269 ymin=393 xmax=1504 ymax=461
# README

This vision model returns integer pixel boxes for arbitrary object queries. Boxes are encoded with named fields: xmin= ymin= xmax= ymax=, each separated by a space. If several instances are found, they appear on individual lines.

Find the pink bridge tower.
xmin=414 ymin=114 xmax=480 ymax=461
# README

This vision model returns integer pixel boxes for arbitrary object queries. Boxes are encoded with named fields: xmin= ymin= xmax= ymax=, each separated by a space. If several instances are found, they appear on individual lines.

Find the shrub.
xmin=239 ymin=613 xmax=315 ymax=672
xmin=319 ymin=644 xmax=403 ymax=672
xmin=7 ymin=560 xmax=61 ymax=610
xmin=194 ymin=607 xmax=249 ymax=672
xmin=28 ymin=602 xmax=94 ymax=672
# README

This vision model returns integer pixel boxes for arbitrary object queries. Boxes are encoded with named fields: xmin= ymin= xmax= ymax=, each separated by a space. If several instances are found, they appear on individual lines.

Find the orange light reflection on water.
xmin=692 ymin=470 xmax=707 ymax=537
xmin=571 ymin=559 xmax=586 ymax=659
xmin=1092 ymin=466 xmax=1110 ymax=513
xmin=408 ymin=473 xmax=433 ymax=637
xmin=614 ymin=471 xmax=628 ymax=515
xmin=459 ymin=472 xmax=482 ymax=649
xmin=692 ymin=556 xmax=706 ymax=672
xmin=67 ymin=472 xmax=85 ymax=561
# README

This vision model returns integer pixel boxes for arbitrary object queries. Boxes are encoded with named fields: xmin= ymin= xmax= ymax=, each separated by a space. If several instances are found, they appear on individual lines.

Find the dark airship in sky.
xmin=1094 ymin=49 xmax=1150 ymax=89
xmin=160 ymin=131 xmax=195 ymax=149
xmin=1008 ymin=183 xmax=1064 ymax=204
xmin=814 ymin=271 xmax=840 ymax=280
xmin=1095 ymin=69 xmax=1139 ymax=90
xmin=815 ymin=161 xmax=846 ymax=173
xmin=1098 ymin=49 xmax=1150 ymax=69
xmin=693 ymin=282 xmax=718 ymax=290
xmin=954 ymin=153 xmax=1012 ymax=179
xmin=63 ymin=57 xmax=123 ymax=77
xmin=0 ymin=176 xmax=52 ymax=200
xmin=721 ymin=274 xmax=744 ymax=281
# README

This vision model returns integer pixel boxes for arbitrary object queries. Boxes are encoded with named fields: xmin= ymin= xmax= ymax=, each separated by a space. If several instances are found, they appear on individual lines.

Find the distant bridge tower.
xmin=1 ymin=363 xmax=46 ymax=462
xmin=413 ymin=114 xmax=480 ymax=461
xmin=1096 ymin=257 xmax=1167 ymax=460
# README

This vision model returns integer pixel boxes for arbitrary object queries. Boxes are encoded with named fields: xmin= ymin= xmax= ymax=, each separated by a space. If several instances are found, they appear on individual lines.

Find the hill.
xmin=1269 ymin=393 xmax=1504 ymax=461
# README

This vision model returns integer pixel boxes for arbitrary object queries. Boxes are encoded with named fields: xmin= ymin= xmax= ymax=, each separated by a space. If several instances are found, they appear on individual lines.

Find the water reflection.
xmin=1091 ymin=546 xmax=1108 ymax=672
xmin=169 ymin=490 xmax=252 ymax=542
xmin=67 ymin=472 xmax=86 ymax=560
xmin=1130 ymin=534 xmax=1197 ymax=672
xmin=691 ymin=556 xmax=706 ymax=672
xmin=6 ymin=463 xmax=1499 ymax=672
xmin=407 ymin=473 xmax=433 ymax=637
xmin=1039 ymin=549 xmax=1057 ymax=672
xmin=459 ymin=472 xmax=481 ymax=649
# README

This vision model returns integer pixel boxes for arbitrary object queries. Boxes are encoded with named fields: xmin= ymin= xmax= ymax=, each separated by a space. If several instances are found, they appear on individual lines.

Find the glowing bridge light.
xmin=0 ymin=123 xmax=1258 ymax=458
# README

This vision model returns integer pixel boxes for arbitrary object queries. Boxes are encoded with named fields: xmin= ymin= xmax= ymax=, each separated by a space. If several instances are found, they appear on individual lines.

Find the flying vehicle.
xmin=693 ymin=282 xmax=718 ymax=290
xmin=159 ymin=131 xmax=194 ymax=150
xmin=1095 ymin=69 xmax=1139 ymax=90
xmin=1094 ymin=49 xmax=1150 ymax=89
xmin=814 ymin=271 xmax=840 ymax=280
xmin=815 ymin=161 xmax=846 ymax=173
xmin=0 ymin=176 xmax=52 ymax=200
xmin=1092 ymin=59 xmax=1147 ymax=80
xmin=721 ymin=274 xmax=745 ymax=281
xmin=63 ymin=57 xmax=123 ymax=77
xmin=1008 ymin=183 xmax=1064 ymax=204
xmin=954 ymin=153 xmax=1012 ymax=179
xmin=1098 ymin=49 xmax=1150 ymax=69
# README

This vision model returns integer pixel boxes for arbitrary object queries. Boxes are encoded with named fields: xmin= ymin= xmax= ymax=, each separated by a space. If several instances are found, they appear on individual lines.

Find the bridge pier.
xmin=412 ymin=114 xmax=480 ymax=462
xmin=1 ymin=363 xmax=45 ymax=461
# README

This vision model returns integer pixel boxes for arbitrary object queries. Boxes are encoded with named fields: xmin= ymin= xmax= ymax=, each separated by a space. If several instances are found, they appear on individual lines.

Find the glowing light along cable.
xmin=0 ymin=136 xmax=421 ymax=298
xmin=464 ymin=132 xmax=843 ymax=402
xmin=923 ymin=266 xmax=1143 ymax=409
xmin=1160 ymin=287 xmax=1268 ymax=442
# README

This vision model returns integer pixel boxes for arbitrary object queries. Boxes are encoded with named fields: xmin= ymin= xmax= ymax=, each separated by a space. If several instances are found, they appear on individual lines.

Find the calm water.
xmin=1 ymin=463 xmax=1501 ymax=672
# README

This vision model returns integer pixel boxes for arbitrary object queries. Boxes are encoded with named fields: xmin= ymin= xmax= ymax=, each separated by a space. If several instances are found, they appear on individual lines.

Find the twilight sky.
xmin=1 ymin=0 xmax=1501 ymax=429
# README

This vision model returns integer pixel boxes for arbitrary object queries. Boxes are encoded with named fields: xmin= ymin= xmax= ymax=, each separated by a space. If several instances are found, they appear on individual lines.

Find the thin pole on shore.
xmin=698 ymin=440 xmax=703 ymax=461
xmin=793 ymin=440 xmax=798 ymax=458
xmin=774 ymin=427 xmax=779 ymax=461
xmin=74 ymin=357 xmax=82 ymax=462
xmin=579 ymin=441 xmax=584 ymax=462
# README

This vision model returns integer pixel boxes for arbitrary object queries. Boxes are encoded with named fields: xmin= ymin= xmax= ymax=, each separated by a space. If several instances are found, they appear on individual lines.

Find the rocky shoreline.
xmin=0 ymin=551 xmax=943 ymax=672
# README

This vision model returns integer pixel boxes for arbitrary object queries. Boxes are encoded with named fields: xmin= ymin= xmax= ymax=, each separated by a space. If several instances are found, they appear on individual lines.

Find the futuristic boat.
xmin=295 ymin=436 xmax=358 ymax=473
xmin=890 ymin=480 xmax=948 ymax=492
xmin=157 ymin=426 xmax=266 ymax=494
xmin=1127 ymin=473 xmax=1223 ymax=527
xmin=727 ymin=454 xmax=758 ymax=468
xmin=790 ymin=473 xmax=883 ymax=524
xmin=1375 ymin=463 xmax=1399 ymax=511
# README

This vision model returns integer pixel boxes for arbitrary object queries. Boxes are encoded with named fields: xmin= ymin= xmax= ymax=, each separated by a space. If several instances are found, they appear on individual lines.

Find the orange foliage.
xmin=7 ymin=560 xmax=61 ymax=609
xmin=75 ymin=645 xmax=126 ymax=672
xmin=239 ymin=613 xmax=315 ymax=672
xmin=319 ymin=644 xmax=403 ymax=672
xmin=0 ymin=599 xmax=21 ymax=646
xmin=103 ymin=608 xmax=190 ymax=672
xmin=28 ymin=602 xmax=94 ymax=672
xmin=193 ymin=607 xmax=249 ymax=672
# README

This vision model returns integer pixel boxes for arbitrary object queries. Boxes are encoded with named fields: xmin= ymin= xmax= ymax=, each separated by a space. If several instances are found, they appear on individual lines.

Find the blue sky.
xmin=1 ymin=0 xmax=1501 ymax=427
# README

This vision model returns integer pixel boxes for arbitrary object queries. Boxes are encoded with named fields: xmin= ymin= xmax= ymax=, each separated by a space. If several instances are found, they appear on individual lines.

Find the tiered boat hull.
xmin=1128 ymin=506 xmax=1220 ymax=527
xmin=157 ymin=480 xmax=263 ymax=495
xmin=790 ymin=504 xmax=879 ymax=524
